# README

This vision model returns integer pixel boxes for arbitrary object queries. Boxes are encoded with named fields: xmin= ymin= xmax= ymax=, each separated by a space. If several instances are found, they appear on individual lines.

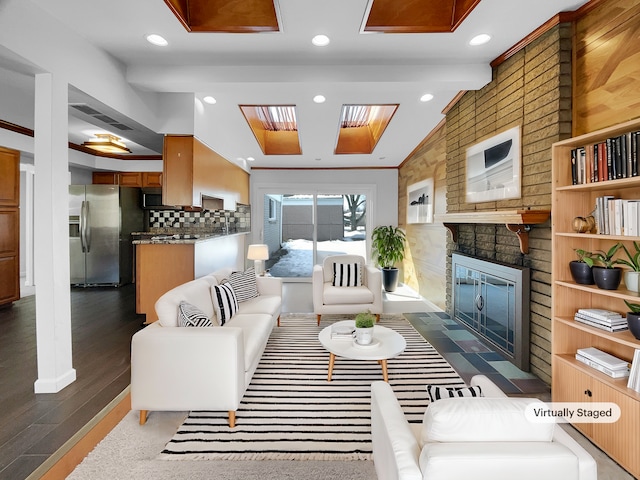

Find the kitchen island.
xmin=134 ymin=231 xmax=248 ymax=323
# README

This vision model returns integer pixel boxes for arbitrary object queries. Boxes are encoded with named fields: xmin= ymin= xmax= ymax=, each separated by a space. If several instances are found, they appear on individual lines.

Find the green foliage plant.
xmin=592 ymin=243 xmax=623 ymax=269
xmin=574 ymin=248 xmax=594 ymax=267
xmin=624 ymin=300 xmax=640 ymax=314
xmin=355 ymin=311 xmax=376 ymax=328
xmin=616 ymin=241 xmax=640 ymax=272
xmin=371 ymin=225 xmax=406 ymax=269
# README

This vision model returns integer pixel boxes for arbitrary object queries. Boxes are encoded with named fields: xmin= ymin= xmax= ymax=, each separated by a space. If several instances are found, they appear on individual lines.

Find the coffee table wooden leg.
xmin=381 ymin=359 xmax=388 ymax=382
xmin=328 ymin=352 xmax=335 ymax=381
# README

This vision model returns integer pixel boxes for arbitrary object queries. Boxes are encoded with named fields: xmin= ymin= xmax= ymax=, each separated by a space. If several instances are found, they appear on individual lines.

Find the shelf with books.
xmin=552 ymin=117 xmax=640 ymax=479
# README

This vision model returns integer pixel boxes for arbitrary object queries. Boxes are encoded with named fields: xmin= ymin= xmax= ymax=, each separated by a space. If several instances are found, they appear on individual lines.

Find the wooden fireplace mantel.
xmin=434 ymin=209 xmax=551 ymax=254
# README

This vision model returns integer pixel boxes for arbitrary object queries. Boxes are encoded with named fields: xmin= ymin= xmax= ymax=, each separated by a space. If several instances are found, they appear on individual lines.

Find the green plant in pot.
xmin=371 ymin=225 xmax=406 ymax=292
xmin=570 ymin=248 xmax=595 ymax=285
xmin=354 ymin=311 xmax=376 ymax=345
xmin=591 ymin=243 xmax=623 ymax=290
xmin=616 ymin=242 xmax=640 ymax=293
xmin=623 ymin=300 xmax=640 ymax=340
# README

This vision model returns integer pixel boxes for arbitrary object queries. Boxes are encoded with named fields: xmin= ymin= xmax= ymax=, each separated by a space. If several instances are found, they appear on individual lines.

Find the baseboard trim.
xmin=27 ymin=386 xmax=131 ymax=480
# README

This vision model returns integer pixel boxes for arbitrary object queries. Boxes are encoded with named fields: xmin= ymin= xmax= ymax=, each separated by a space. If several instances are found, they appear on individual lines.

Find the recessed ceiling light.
xmin=203 ymin=96 xmax=217 ymax=104
xmin=145 ymin=34 xmax=168 ymax=47
xmin=469 ymin=34 xmax=491 ymax=46
xmin=313 ymin=95 xmax=326 ymax=104
xmin=312 ymin=34 xmax=330 ymax=47
xmin=247 ymin=157 xmax=255 ymax=162
xmin=420 ymin=93 xmax=434 ymax=102
xmin=315 ymin=158 xmax=322 ymax=161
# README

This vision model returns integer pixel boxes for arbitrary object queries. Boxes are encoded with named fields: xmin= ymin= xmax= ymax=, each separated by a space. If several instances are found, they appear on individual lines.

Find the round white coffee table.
xmin=318 ymin=320 xmax=406 ymax=382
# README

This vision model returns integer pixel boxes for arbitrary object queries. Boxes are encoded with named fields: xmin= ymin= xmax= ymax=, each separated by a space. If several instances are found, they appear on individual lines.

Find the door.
xmin=85 ymin=185 xmax=120 ymax=284
xmin=69 ymin=185 xmax=86 ymax=284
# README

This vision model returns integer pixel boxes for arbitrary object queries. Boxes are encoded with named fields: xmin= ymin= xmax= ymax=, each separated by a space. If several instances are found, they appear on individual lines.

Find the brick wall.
xmin=444 ymin=24 xmax=572 ymax=383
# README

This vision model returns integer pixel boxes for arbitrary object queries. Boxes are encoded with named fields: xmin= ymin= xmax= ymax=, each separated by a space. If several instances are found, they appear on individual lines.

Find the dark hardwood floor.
xmin=0 ymin=285 xmax=144 ymax=480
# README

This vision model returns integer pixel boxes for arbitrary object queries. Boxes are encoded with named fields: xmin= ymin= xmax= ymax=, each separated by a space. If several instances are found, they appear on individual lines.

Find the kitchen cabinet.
xmin=0 ymin=146 xmax=19 ymax=306
xmin=551 ymin=117 xmax=640 ymax=479
xmin=92 ymin=171 xmax=161 ymax=188
xmin=163 ymin=135 xmax=249 ymax=208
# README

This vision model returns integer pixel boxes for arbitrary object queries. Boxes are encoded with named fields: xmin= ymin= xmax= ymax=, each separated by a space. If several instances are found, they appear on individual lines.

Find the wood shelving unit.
xmin=435 ymin=209 xmax=550 ymax=254
xmin=551 ymin=117 xmax=640 ymax=479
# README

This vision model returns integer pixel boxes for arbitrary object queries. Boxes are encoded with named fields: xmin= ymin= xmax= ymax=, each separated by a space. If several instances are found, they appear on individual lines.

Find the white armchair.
xmin=312 ymin=254 xmax=383 ymax=326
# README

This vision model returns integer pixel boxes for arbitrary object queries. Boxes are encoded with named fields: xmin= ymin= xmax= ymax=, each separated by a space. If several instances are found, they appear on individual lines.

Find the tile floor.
xmin=404 ymin=311 xmax=549 ymax=397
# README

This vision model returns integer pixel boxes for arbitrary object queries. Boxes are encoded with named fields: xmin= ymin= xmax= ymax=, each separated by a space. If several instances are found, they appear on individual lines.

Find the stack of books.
xmin=574 ymin=308 xmax=628 ymax=332
xmin=576 ymin=347 xmax=630 ymax=378
xmin=627 ymin=350 xmax=640 ymax=393
xmin=331 ymin=324 xmax=355 ymax=340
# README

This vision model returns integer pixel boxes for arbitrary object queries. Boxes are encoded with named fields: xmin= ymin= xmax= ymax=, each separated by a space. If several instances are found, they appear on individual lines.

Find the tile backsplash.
xmin=148 ymin=205 xmax=250 ymax=234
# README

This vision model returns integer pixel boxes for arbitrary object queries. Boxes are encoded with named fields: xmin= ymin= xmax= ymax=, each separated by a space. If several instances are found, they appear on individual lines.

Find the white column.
xmin=33 ymin=73 xmax=76 ymax=393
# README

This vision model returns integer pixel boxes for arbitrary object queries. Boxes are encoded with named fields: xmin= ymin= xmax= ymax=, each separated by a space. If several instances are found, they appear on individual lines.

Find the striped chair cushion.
xmin=177 ymin=300 xmax=213 ymax=327
xmin=332 ymin=262 xmax=362 ymax=287
xmin=426 ymin=384 xmax=483 ymax=402
xmin=227 ymin=267 xmax=259 ymax=303
xmin=211 ymin=283 xmax=238 ymax=326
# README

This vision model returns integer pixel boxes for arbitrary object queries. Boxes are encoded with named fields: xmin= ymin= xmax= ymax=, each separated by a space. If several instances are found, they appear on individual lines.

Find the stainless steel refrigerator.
xmin=69 ymin=185 xmax=143 ymax=286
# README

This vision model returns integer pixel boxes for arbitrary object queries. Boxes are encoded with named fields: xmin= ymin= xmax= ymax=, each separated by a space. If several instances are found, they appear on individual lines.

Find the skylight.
xmin=256 ymin=106 xmax=298 ymax=131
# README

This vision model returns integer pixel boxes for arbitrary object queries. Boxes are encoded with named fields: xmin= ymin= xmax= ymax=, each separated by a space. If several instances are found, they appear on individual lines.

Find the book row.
xmin=593 ymin=196 xmax=640 ymax=236
xmin=571 ymin=131 xmax=640 ymax=185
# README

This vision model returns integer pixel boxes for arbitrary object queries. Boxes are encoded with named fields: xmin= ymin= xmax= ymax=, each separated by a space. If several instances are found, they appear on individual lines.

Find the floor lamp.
xmin=247 ymin=244 xmax=269 ymax=276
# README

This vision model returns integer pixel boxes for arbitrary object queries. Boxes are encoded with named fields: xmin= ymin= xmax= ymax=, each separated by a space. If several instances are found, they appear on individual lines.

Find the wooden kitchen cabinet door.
xmin=92 ymin=172 xmax=119 ymax=184
xmin=0 ymin=208 xmax=19 ymax=305
xmin=0 ymin=147 xmax=19 ymax=206
xmin=118 ymin=172 xmax=143 ymax=187
xmin=142 ymin=172 xmax=162 ymax=187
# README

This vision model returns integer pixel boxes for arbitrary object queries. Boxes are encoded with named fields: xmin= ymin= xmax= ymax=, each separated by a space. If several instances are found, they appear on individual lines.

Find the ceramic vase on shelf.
xmin=569 ymin=261 xmax=594 ymax=285
xmin=624 ymin=271 xmax=640 ymax=293
xmin=592 ymin=267 xmax=622 ymax=290
xmin=627 ymin=313 xmax=640 ymax=340
xmin=355 ymin=326 xmax=374 ymax=345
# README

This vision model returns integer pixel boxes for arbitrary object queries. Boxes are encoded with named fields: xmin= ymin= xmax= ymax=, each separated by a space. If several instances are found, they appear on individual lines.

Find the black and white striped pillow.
xmin=227 ymin=267 xmax=259 ymax=303
xmin=426 ymin=385 xmax=482 ymax=402
xmin=332 ymin=262 xmax=362 ymax=287
xmin=211 ymin=283 xmax=238 ymax=326
xmin=177 ymin=301 xmax=213 ymax=327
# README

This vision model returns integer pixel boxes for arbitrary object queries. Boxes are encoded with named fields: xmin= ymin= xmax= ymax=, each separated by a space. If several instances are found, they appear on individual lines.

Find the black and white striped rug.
xmin=159 ymin=314 xmax=465 ymax=460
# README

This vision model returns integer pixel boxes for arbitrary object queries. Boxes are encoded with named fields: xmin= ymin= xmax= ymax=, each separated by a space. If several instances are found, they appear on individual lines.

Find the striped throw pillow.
xmin=426 ymin=385 xmax=482 ymax=402
xmin=177 ymin=301 xmax=213 ymax=327
xmin=227 ymin=267 xmax=259 ymax=303
xmin=211 ymin=283 xmax=238 ymax=326
xmin=332 ymin=263 xmax=362 ymax=287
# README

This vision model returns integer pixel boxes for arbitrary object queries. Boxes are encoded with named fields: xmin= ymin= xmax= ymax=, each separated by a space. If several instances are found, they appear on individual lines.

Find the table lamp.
xmin=247 ymin=244 xmax=269 ymax=276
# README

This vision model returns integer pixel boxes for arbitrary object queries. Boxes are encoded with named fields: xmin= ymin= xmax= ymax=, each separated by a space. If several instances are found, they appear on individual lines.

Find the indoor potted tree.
xmin=354 ymin=311 xmax=376 ymax=345
xmin=591 ymin=243 xmax=623 ymax=290
xmin=624 ymin=300 xmax=640 ymax=340
xmin=570 ymin=248 xmax=595 ymax=285
xmin=371 ymin=225 xmax=406 ymax=292
xmin=616 ymin=242 xmax=640 ymax=293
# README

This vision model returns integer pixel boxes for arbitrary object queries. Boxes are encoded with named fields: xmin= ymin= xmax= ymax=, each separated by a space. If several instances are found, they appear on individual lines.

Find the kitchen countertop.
xmin=132 ymin=230 xmax=249 ymax=245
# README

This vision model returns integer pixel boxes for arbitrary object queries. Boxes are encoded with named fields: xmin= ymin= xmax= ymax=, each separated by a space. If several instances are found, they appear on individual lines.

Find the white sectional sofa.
xmin=131 ymin=268 xmax=282 ymax=428
xmin=371 ymin=375 xmax=597 ymax=480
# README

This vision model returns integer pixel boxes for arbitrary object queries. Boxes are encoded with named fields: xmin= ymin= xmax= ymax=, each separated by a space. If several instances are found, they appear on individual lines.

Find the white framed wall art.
xmin=407 ymin=178 xmax=434 ymax=224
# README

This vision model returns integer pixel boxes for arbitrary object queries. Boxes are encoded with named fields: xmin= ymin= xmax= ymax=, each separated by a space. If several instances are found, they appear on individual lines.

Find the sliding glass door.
xmin=262 ymin=193 xmax=367 ymax=279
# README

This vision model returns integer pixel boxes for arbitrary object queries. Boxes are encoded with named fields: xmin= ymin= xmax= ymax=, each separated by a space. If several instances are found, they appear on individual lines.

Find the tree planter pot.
xmin=624 ymin=271 xmax=640 ymax=293
xmin=382 ymin=267 xmax=399 ymax=292
xmin=592 ymin=267 xmax=622 ymax=290
xmin=569 ymin=261 xmax=594 ymax=285
xmin=627 ymin=313 xmax=640 ymax=340
xmin=355 ymin=326 xmax=374 ymax=345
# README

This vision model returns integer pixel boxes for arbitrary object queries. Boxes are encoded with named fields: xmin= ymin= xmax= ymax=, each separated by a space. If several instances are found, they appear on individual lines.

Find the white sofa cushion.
xmin=156 ymin=278 xmax=215 ymax=327
xmin=419 ymin=441 xmax=580 ymax=480
xmin=237 ymin=294 xmax=282 ymax=317
xmin=225 ymin=313 xmax=274 ymax=373
xmin=421 ymin=397 xmax=554 ymax=444
xmin=323 ymin=285 xmax=374 ymax=304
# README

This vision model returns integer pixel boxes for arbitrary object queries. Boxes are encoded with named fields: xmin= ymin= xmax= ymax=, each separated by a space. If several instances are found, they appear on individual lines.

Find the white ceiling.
xmin=5 ymin=0 xmax=588 ymax=168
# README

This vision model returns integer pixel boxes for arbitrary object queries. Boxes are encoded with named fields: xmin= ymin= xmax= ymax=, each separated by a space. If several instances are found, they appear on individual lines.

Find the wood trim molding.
xmin=68 ymin=142 xmax=162 ymax=160
xmin=0 ymin=119 xmax=34 ymax=137
xmin=441 ymin=91 xmax=467 ymax=115
xmin=250 ymin=166 xmax=397 ymax=171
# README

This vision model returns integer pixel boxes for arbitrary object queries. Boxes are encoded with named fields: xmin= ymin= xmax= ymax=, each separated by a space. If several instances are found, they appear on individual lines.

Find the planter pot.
xmin=592 ymin=267 xmax=622 ymax=290
xmin=569 ymin=261 xmax=594 ymax=285
xmin=627 ymin=313 xmax=640 ymax=340
xmin=382 ymin=267 xmax=399 ymax=292
xmin=355 ymin=326 xmax=374 ymax=345
xmin=624 ymin=271 xmax=640 ymax=293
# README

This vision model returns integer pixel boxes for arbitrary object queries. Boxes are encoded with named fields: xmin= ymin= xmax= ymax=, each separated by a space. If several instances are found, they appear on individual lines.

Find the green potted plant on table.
xmin=570 ymin=249 xmax=595 ymax=285
xmin=624 ymin=300 xmax=640 ymax=340
xmin=354 ymin=311 xmax=376 ymax=345
xmin=591 ymin=243 xmax=623 ymax=290
xmin=371 ymin=225 xmax=406 ymax=292
xmin=616 ymin=242 xmax=640 ymax=293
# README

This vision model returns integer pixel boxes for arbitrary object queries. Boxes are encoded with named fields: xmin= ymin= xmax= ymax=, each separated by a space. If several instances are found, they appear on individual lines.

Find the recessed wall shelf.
xmin=434 ymin=209 xmax=551 ymax=254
